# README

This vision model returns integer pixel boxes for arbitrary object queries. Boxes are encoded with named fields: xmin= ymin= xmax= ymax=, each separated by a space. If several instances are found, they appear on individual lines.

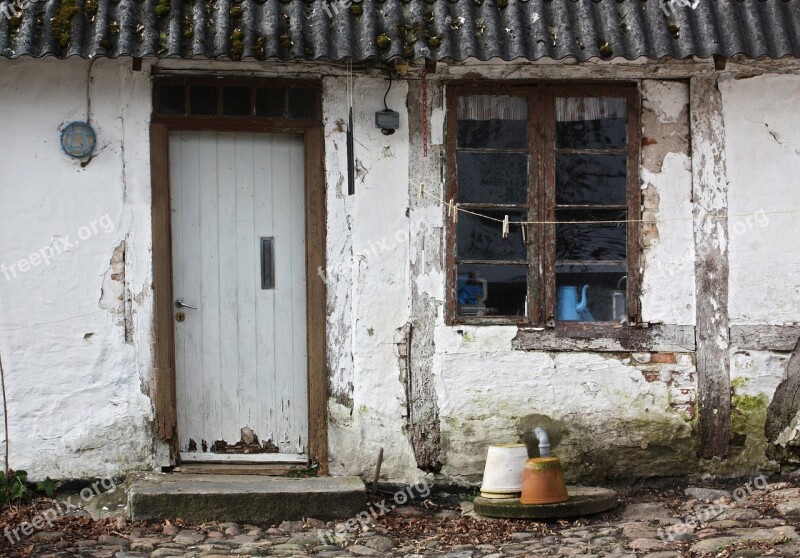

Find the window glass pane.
xmin=555 ymin=209 xmax=626 ymax=262
xmin=457 ymin=210 xmax=527 ymax=261
xmin=555 ymin=271 xmax=627 ymax=322
xmin=190 ymin=85 xmax=218 ymax=116
xmin=556 ymin=97 xmax=626 ymax=149
xmin=256 ymin=87 xmax=285 ymax=117
xmin=457 ymin=264 xmax=527 ymax=317
xmin=223 ymin=86 xmax=251 ymax=116
xmin=457 ymin=152 xmax=528 ymax=204
xmin=457 ymin=95 xmax=527 ymax=148
xmin=556 ymin=154 xmax=626 ymax=206
xmin=157 ymin=84 xmax=185 ymax=115
xmin=288 ymin=88 xmax=318 ymax=119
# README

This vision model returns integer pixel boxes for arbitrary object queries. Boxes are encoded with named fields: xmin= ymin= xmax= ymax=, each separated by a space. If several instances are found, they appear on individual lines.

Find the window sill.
xmin=451 ymin=316 xmax=530 ymax=327
xmin=512 ymin=323 xmax=696 ymax=353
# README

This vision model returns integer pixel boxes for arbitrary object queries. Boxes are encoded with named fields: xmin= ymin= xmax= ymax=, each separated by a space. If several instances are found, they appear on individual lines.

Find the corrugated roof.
xmin=1 ymin=0 xmax=798 ymax=62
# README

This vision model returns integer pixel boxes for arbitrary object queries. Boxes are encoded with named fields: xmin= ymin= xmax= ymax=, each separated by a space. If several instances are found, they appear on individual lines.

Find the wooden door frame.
xmin=149 ymin=119 xmax=328 ymax=474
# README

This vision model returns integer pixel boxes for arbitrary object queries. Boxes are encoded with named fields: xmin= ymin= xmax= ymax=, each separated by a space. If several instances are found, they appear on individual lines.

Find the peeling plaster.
xmin=1 ymin=57 xmax=797 ymax=483
xmin=640 ymin=81 xmax=695 ymax=326
xmin=0 ymin=58 xmax=158 ymax=480
xmin=722 ymin=74 xmax=800 ymax=325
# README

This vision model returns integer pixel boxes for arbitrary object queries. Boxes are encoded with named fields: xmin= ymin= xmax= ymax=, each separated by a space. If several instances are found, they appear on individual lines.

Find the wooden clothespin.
xmin=520 ymin=223 xmax=528 ymax=244
xmin=502 ymin=214 xmax=510 ymax=238
xmin=418 ymin=182 xmax=425 ymax=199
xmin=447 ymin=197 xmax=457 ymax=223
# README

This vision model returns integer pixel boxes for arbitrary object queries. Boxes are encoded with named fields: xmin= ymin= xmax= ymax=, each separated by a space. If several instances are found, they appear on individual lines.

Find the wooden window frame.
xmin=151 ymin=76 xmax=322 ymax=130
xmin=445 ymin=82 xmax=641 ymax=329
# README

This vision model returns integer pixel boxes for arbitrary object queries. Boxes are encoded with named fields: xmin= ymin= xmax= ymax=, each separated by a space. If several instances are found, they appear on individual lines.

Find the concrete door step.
xmin=128 ymin=473 xmax=366 ymax=523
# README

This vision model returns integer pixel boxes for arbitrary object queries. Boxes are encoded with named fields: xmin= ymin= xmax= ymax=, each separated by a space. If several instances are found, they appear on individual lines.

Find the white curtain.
xmin=457 ymin=95 xmax=527 ymax=121
xmin=556 ymin=97 xmax=626 ymax=122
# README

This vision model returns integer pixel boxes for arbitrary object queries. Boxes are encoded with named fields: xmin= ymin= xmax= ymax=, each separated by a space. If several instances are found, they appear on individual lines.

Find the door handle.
xmin=175 ymin=299 xmax=197 ymax=310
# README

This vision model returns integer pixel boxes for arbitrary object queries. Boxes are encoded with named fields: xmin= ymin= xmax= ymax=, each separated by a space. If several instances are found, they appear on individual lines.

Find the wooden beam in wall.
xmin=690 ymin=75 xmax=731 ymax=459
xmin=304 ymin=126 xmax=329 ymax=475
xmin=150 ymin=123 xmax=178 ymax=457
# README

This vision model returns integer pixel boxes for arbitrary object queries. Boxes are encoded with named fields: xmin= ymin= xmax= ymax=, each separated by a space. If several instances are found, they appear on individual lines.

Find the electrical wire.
xmin=86 ymin=56 xmax=99 ymax=124
xmin=383 ymin=71 xmax=392 ymax=111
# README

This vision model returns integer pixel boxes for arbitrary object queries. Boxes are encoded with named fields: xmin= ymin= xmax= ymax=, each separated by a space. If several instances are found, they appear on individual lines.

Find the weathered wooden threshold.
xmin=512 ymin=324 xmax=696 ymax=353
xmin=180 ymin=453 xmax=308 ymax=464
xmin=175 ymin=463 xmax=305 ymax=476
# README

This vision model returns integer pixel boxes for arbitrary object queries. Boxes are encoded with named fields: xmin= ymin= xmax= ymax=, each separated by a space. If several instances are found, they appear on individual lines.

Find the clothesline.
xmin=416 ymin=182 xmax=800 ymax=227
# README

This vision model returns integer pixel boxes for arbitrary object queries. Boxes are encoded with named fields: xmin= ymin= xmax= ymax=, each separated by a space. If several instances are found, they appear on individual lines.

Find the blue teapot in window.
xmin=556 ymin=285 xmax=594 ymax=322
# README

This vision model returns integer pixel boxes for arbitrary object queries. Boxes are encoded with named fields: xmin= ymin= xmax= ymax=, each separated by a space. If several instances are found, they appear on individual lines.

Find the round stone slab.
xmin=474 ymin=486 xmax=618 ymax=519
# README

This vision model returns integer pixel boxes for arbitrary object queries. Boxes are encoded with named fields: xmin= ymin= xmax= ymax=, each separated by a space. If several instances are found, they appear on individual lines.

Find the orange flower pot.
xmin=520 ymin=456 xmax=570 ymax=505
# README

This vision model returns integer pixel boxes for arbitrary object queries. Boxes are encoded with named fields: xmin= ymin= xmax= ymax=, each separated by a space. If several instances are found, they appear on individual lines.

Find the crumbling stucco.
xmin=1 ymin=55 xmax=798 ymax=484
xmin=0 ymin=57 xmax=159 ymax=480
xmin=639 ymin=80 xmax=695 ymax=326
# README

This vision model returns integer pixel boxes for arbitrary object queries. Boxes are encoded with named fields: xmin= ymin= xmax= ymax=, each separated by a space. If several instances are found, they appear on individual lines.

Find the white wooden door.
xmin=170 ymin=131 xmax=308 ymax=462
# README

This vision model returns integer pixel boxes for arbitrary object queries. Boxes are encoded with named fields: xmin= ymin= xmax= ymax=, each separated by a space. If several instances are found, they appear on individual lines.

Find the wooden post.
xmin=690 ymin=75 xmax=731 ymax=459
xmin=150 ymin=123 xmax=178 ymax=457
xmin=405 ymin=76 xmax=443 ymax=473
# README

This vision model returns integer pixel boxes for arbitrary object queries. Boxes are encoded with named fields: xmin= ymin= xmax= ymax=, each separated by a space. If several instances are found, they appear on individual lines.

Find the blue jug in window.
xmin=556 ymin=285 xmax=593 ymax=321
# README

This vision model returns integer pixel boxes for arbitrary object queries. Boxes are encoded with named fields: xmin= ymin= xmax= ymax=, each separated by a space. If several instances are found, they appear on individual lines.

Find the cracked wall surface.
xmin=722 ymin=74 xmax=800 ymax=325
xmin=721 ymin=74 xmax=800 ymax=466
xmin=1 ymin=56 xmax=799 ymax=483
xmin=640 ymin=80 xmax=695 ymax=326
xmin=0 ymin=58 xmax=159 ymax=479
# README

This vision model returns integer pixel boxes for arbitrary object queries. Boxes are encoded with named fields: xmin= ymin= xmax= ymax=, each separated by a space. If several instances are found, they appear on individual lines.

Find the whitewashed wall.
xmin=0 ymin=58 xmax=160 ymax=480
xmin=723 ymin=74 xmax=800 ymax=440
xmin=322 ymin=76 xmax=422 ymax=481
xmin=723 ymin=74 xmax=800 ymax=326
xmin=1 ymin=56 xmax=798 ymax=483
xmin=323 ymin=75 xmax=703 ymax=482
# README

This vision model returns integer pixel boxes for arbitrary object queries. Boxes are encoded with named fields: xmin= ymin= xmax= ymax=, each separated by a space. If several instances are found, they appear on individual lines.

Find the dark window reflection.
xmin=555 ymin=209 xmax=627 ymax=262
xmin=223 ymin=86 xmax=251 ymax=116
xmin=157 ymin=84 xmax=185 ymax=115
xmin=457 ymin=264 xmax=527 ymax=317
xmin=457 ymin=95 xmax=527 ymax=148
xmin=458 ymin=211 xmax=527 ymax=261
xmin=556 ymin=154 xmax=626 ymax=205
xmin=256 ymin=87 xmax=285 ymax=117
xmin=556 ymin=97 xmax=626 ymax=149
xmin=288 ymin=88 xmax=318 ymax=119
xmin=458 ymin=120 xmax=527 ymax=149
xmin=457 ymin=152 xmax=528 ymax=204
xmin=190 ymin=85 xmax=218 ymax=116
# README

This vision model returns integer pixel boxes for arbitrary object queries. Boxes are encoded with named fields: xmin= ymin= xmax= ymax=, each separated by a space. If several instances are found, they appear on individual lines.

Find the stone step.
xmin=128 ymin=473 xmax=366 ymax=523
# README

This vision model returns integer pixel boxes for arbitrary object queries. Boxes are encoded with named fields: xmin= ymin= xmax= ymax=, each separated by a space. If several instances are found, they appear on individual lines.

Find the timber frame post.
xmin=690 ymin=74 xmax=731 ymax=459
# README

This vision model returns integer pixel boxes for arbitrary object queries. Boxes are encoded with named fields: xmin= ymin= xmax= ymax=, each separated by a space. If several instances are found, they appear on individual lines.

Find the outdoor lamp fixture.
xmin=375 ymin=108 xmax=400 ymax=135
xmin=60 ymin=121 xmax=97 ymax=159
xmin=375 ymin=71 xmax=399 ymax=136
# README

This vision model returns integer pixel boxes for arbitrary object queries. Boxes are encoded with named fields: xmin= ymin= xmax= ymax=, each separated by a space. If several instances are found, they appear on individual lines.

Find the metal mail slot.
xmin=261 ymin=237 xmax=274 ymax=290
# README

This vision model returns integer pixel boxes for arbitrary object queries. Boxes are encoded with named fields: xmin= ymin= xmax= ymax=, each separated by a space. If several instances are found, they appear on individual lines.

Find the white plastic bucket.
xmin=479 ymin=443 xmax=528 ymax=498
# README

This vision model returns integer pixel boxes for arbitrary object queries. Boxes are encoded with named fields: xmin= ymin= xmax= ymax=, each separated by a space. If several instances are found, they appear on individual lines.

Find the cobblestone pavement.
xmin=9 ymin=479 xmax=800 ymax=558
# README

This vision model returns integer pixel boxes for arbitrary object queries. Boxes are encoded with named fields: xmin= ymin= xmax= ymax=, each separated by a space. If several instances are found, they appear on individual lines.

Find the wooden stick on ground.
xmin=371 ymin=447 xmax=384 ymax=498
